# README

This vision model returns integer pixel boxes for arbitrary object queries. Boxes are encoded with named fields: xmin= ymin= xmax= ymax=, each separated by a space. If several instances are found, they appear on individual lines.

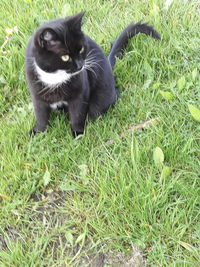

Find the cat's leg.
xmin=68 ymin=97 xmax=88 ymax=138
xmin=30 ymin=99 xmax=51 ymax=135
xmin=88 ymin=90 xmax=118 ymax=120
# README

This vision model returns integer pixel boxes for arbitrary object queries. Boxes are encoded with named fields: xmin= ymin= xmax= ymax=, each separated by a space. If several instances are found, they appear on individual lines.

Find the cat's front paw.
xmin=29 ymin=128 xmax=37 ymax=137
xmin=29 ymin=125 xmax=47 ymax=137
xmin=72 ymin=130 xmax=84 ymax=138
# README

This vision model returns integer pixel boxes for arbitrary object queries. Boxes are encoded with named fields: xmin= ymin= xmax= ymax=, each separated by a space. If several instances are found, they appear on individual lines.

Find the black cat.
xmin=25 ymin=11 xmax=160 ymax=137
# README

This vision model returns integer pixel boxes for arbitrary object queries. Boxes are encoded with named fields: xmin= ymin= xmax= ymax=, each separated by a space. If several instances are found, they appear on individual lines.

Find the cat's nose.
xmin=74 ymin=60 xmax=83 ymax=71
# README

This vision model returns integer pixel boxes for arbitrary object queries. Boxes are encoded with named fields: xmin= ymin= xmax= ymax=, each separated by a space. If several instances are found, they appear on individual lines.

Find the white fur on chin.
xmin=34 ymin=61 xmax=83 ymax=88
xmin=34 ymin=62 xmax=72 ymax=88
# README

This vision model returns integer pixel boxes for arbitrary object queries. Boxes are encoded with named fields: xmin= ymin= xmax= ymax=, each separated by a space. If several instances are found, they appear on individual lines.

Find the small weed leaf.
xmin=60 ymin=3 xmax=72 ymax=17
xmin=142 ymin=79 xmax=152 ymax=90
xmin=160 ymin=166 xmax=172 ymax=180
xmin=177 ymin=76 xmax=186 ymax=91
xmin=43 ymin=169 xmax=51 ymax=187
xmin=65 ymin=232 xmax=74 ymax=246
xmin=163 ymin=0 xmax=174 ymax=10
xmin=152 ymin=188 xmax=157 ymax=198
xmin=60 ymin=182 xmax=76 ymax=191
xmin=159 ymin=90 xmax=176 ymax=101
xmin=178 ymin=241 xmax=195 ymax=252
xmin=191 ymin=68 xmax=198 ymax=81
xmin=131 ymin=137 xmax=139 ymax=160
xmin=75 ymin=233 xmax=85 ymax=245
xmin=150 ymin=4 xmax=160 ymax=18
xmin=152 ymin=82 xmax=161 ymax=89
xmin=153 ymin=147 xmax=164 ymax=168
xmin=188 ymin=104 xmax=200 ymax=122
xmin=0 ymin=76 xmax=6 ymax=84
xmin=143 ymin=61 xmax=153 ymax=79
xmin=0 ymin=193 xmax=11 ymax=200
xmin=17 ymin=107 xmax=27 ymax=117
xmin=78 ymin=164 xmax=89 ymax=185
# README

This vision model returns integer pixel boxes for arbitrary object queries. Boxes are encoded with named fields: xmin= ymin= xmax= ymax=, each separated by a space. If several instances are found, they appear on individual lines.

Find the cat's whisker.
xmin=85 ymin=60 xmax=104 ymax=70
xmin=87 ymin=58 xmax=104 ymax=63
xmin=86 ymin=50 xmax=93 ymax=57
xmin=37 ymin=86 xmax=47 ymax=95
xmin=38 ymin=81 xmax=60 ymax=96
xmin=86 ymin=48 xmax=98 ymax=57
xmin=86 ymin=62 xmax=99 ymax=70
xmin=85 ymin=59 xmax=104 ymax=72
xmin=84 ymin=62 xmax=96 ymax=73
xmin=84 ymin=64 xmax=97 ymax=78
xmin=86 ymin=56 xmax=103 ymax=63
xmin=36 ymin=71 xmax=73 ymax=96
xmin=85 ymin=58 xmax=99 ymax=64
xmin=39 ymin=87 xmax=50 ymax=96
xmin=41 ymin=86 xmax=55 ymax=96
xmin=85 ymin=56 xmax=103 ymax=64
xmin=85 ymin=62 xmax=97 ymax=70
xmin=86 ymin=53 xmax=100 ymax=58
xmin=45 ymin=82 xmax=63 ymax=95
xmin=86 ymin=68 xmax=97 ymax=78
xmin=85 ymin=57 xmax=104 ymax=65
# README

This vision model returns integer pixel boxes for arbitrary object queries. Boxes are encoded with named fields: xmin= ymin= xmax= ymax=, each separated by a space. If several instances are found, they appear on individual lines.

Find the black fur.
xmin=108 ymin=21 xmax=160 ymax=68
xmin=25 ymin=12 xmax=160 ymax=137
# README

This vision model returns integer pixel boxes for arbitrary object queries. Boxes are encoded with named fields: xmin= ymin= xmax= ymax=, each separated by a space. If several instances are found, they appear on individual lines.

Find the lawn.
xmin=0 ymin=0 xmax=200 ymax=266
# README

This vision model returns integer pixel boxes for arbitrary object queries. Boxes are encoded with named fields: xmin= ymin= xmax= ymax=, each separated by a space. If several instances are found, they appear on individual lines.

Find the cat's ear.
xmin=37 ymin=28 xmax=60 ymax=51
xmin=37 ymin=28 xmax=56 ymax=47
xmin=67 ymin=11 xmax=85 ymax=31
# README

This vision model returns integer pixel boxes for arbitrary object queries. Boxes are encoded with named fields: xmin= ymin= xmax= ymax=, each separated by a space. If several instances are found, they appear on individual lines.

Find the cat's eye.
xmin=61 ymin=55 xmax=70 ymax=62
xmin=79 ymin=46 xmax=84 ymax=54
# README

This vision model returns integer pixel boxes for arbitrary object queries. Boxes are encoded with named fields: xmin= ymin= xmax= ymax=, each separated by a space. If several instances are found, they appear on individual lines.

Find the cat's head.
xmin=33 ymin=11 xmax=87 ymax=73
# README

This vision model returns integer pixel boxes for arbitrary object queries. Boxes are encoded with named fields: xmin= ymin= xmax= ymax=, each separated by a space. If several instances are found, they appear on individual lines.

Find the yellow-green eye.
xmin=61 ymin=55 xmax=70 ymax=62
xmin=79 ymin=46 xmax=84 ymax=54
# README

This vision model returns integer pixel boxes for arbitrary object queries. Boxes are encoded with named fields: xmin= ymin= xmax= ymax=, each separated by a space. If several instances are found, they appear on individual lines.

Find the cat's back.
xmin=85 ymin=35 xmax=107 ymax=59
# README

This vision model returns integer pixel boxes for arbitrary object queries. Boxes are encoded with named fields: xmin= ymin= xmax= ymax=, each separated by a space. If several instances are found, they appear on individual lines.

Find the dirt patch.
xmin=0 ymin=225 xmax=23 ymax=250
xmin=1 ymin=191 xmax=145 ymax=266
xmin=28 ymin=190 xmax=71 ymax=228
xmin=79 ymin=247 xmax=145 ymax=267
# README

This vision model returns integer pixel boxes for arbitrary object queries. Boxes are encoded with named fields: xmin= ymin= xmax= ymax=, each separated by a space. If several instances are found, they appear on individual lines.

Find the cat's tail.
xmin=108 ymin=21 xmax=161 ymax=69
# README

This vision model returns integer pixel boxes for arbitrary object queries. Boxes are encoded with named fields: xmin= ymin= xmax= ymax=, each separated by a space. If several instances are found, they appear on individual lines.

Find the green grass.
xmin=0 ymin=0 xmax=200 ymax=266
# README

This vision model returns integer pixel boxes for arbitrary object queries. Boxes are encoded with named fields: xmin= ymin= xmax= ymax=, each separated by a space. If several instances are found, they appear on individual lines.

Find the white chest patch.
xmin=34 ymin=61 xmax=72 ymax=88
xmin=50 ymin=101 xmax=68 ymax=110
